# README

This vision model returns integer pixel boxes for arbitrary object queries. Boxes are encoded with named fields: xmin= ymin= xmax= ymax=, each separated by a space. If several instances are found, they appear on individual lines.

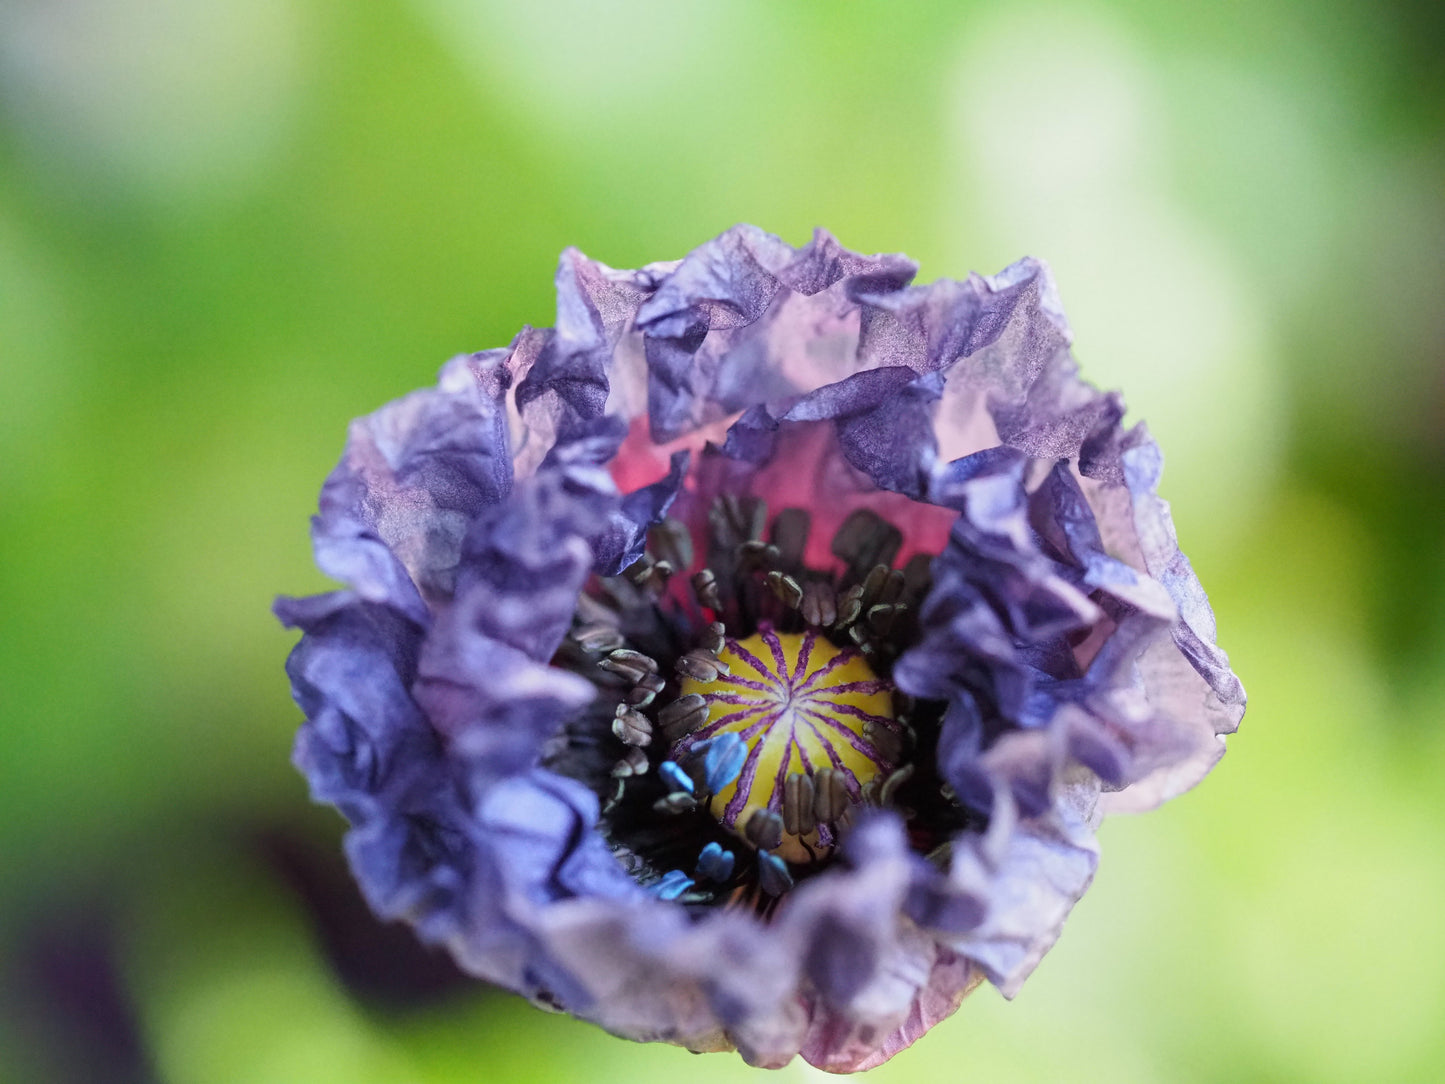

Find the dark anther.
xmin=737 ymin=539 xmax=780 ymax=571
xmin=768 ymin=508 xmax=811 ymax=569
xmin=860 ymin=564 xmax=892 ymax=608
xmin=572 ymin=624 xmax=625 ymax=653
xmin=880 ymin=568 xmax=906 ymax=605
xmin=744 ymin=809 xmax=784 ymax=852
xmin=866 ymin=602 xmax=905 ymax=636
xmin=764 ymin=570 xmax=803 ymax=609
xmin=878 ymin=764 xmax=915 ymax=807
xmin=602 ymin=777 xmax=626 ymax=814
xmin=864 ymin=722 xmax=904 ymax=765
xmin=782 ymin=773 xmax=816 ymax=836
xmin=700 ymin=621 xmax=726 ymax=656
xmin=711 ymin=494 xmax=767 ymax=546
xmin=599 ymin=649 xmax=659 ymax=683
xmin=626 ymin=670 xmax=667 ymax=708
xmin=799 ymin=580 xmax=837 ymax=627
xmin=612 ymin=705 xmax=653 ymax=747
xmin=610 ymin=649 xmax=659 ymax=673
xmin=626 ymin=671 xmax=666 ymax=707
xmin=653 ymin=793 xmax=698 ymax=816
xmin=611 ymin=747 xmax=650 ymax=777
xmin=659 ymin=693 xmax=709 ymax=739
xmin=624 ymin=554 xmax=655 ymax=586
xmin=811 ymin=768 xmax=849 ymax=824
xmin=834 ymin=584 xmax=864 ymax=628
xmin=902 ymin=552 xmax=933 ymax=601
xmin=830 ymin=509 xmax=902 ymax=576
xmin=648 ymin=517 xmax=694 ymax=572
xmin=676 ymin=649 xmax=729 ymax=683
xmin=690 ymin=569 xmax=722 ymax=611
xmin=624 ymin=554 xmax=674 ymax=595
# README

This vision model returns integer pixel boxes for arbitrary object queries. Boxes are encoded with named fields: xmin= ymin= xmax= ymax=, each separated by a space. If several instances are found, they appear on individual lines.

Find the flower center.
xmin=671 ymin=628 xmax=897 ymax=864
xmin=550 ymin=499 xmax=974 ymax=907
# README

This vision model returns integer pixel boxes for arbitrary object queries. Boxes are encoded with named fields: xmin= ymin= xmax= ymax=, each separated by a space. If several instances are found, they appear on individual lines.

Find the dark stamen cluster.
xmin=545 ymin=496 xmax=981 ymax=914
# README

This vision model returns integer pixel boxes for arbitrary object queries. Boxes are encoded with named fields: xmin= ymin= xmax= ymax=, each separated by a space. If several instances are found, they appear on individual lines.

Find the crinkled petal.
xmin=311 ymin=351 xmax=515 ymax=619
xmin=946 ymin=777 xmax=1101 ymax=996
xmin=513 ymin=247 xmax=657 ymax=461
xmin=275 ymin=589 xmax=477 ymax=949
xmin=277 ymin=224 xmax=1244 ymax=1075
xmin=637 ymin=226 xmax=920 ymax=442
xmin=275 ymin=591 xmax=432 ymax=815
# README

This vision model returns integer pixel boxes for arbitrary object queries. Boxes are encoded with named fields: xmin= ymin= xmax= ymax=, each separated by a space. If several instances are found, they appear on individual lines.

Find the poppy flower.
xmin=276 ymin=225 xmax=1244 ymax=1072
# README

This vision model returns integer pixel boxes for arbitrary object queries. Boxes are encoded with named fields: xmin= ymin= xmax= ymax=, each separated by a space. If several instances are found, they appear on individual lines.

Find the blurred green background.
xmin=2 ymin=1 xmax=1442 ymax=1081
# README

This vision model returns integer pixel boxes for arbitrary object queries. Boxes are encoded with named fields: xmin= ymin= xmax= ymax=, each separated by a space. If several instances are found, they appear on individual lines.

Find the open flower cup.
xmin=276 ymin=225 xmax=1244 ymax=1072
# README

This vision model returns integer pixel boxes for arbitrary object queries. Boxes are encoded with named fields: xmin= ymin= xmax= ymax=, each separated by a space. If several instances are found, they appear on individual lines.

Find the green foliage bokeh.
xmin=1 ymin=2 xmax=1441 ymax=1081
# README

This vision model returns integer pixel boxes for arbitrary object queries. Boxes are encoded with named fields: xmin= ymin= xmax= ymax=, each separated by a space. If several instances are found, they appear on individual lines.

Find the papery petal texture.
xmin=278 ymin=224 xmax=1243 ymax=1072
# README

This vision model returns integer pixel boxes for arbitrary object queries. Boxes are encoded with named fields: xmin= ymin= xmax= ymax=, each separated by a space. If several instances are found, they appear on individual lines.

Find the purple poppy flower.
xmin=276 ymin=225 xmax=1244 ymax=1072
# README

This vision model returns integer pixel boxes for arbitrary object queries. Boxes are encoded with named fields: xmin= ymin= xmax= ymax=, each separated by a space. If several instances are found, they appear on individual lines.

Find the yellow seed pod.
xmin=674 ymin=627 xmax=897 ymax=864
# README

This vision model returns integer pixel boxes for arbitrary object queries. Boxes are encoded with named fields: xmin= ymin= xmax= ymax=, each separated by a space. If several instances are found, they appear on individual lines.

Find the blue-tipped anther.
xmin=695 ymin=841 xmax=736 ymax=883
xmin=658 ymin=760 xmax=695 ymax=795
xmin=653 ymin=869 xmax=694 ymax=900
xmin=757 ymin=852 xmax=794 ymax=897
xmin=702 ymin=732 xmax=747 ymax=793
